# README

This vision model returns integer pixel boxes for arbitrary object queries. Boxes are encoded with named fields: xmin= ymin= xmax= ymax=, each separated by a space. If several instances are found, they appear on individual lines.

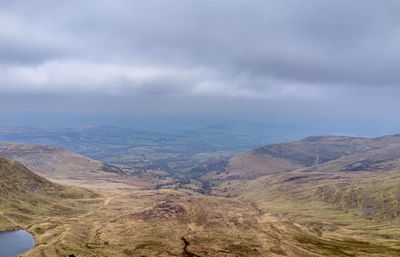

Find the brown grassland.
xmin=4 ymin=136 xmax=400 ymax=256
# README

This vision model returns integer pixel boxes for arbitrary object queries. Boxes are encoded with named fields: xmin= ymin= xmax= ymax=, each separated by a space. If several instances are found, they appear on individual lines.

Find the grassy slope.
xmin=201 ymin=135 xmax=400 ymax=180
xmin=0 ymin=152 xmax=321 ymax=257
xmin=24 ymin=190 xmax=331 ymax=257
xmin=0 ymin=142 xmax=168 ymax=190
xmin=0 ymin=142 xmax=103 ymax=179
xmin=214 ymin=170 xmax=400 ymax=256
xmin=206 ymin=135 xmax=400 ymax=256
xmin=0 ymin=156 xmax=98 ymax=231
xmin=7 ymin=135 xmax=400 ymax=256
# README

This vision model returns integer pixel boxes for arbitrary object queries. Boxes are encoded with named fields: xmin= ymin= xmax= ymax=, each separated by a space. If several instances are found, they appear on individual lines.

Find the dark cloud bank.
xmin=1 ymin=0 xmax=400 ymax=135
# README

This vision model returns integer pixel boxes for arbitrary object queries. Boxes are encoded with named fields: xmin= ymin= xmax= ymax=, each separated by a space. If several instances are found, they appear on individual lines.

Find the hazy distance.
xmin=2 ymin=0 xmax=400 ymax=137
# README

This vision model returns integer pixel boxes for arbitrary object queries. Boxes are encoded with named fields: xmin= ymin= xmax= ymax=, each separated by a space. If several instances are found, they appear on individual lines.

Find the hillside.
xmin=199 ymin=135 xmax=400 ymax=256
xmin=0 ymin=143 xmax=103 ymax=179
xmin=200 ymin=135 xmax=400 ymax=180
xmin=0 ymin=156 xmax=97 ymax=230
xmin=207 ymin=134 xmax=400 ymax=218
xmin=5 ymin=135 xmax=400 ymax=256
xmin=0 ymin=143 xmax=170 ymax=190
xmin=25 ymin=190 xmax=332 ymax=257
xmin=211 ymin=168 xmax=400 ymax=256
xmin=0 ymin=154 xmax=326 ymax=257
xmin=0 ymin=153 xmax=343 ymax=257
xmin=300 ymin=136 xmax=400 ymax=173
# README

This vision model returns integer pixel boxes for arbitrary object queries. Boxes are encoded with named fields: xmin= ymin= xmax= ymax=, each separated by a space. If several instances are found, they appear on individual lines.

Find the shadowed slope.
xmin=0 ymin=156 xmax=97 ymax=230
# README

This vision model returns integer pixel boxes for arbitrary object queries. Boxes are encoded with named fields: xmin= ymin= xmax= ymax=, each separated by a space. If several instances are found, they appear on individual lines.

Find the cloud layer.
xmin=1 ymin=0 xmax=400 ymax=112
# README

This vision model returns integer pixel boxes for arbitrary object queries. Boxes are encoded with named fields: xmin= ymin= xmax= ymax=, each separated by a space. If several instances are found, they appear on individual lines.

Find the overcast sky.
xmin=2 ymin=0 xmax=400 ymax=131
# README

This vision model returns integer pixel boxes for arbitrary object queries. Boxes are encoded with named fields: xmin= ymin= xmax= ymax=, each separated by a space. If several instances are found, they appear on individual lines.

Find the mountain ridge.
xmin=199 ymin=134 xmax=400 ymax=180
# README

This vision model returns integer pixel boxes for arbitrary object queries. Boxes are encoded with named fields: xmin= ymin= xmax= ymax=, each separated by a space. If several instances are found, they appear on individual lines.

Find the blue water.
xmin=0 ymin=230 xmax=35 ymax=257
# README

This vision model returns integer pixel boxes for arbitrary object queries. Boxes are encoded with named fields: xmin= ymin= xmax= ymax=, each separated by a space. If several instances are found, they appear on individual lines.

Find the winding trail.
xmin=79 ymin=196 xmax=116 ymax=218
xmin=103 ymin=196 xmax=114 ymax=206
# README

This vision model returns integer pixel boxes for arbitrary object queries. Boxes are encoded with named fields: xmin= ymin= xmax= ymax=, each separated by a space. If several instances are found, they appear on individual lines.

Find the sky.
xmin=1 ymin=0 xmax=400 ymax=134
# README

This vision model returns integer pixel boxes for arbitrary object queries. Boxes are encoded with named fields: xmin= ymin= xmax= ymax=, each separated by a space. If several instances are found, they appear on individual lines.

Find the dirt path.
xmin=79 ymin=196 xmax=116 ymax=218
xmin=103 ymin=196 xmax=114 ymax=206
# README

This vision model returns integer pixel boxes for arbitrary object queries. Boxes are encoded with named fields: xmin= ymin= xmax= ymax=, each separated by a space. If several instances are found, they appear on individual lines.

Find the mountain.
xmin=201 ymin=135 xmax=400 ymax=256
xmin=300 ymin=135 xmax=400 ymax=173
xmin=0 ymin=156 xmax=97 ymax=230
xmin=0 ymin=142 xmax=164 ymax=191
xmin=206 ymin=134 xmax=400 ymax=219
xmin=0 ymin=152 xmax=335 ymax=257
xmin=5 ymin=134 xmax=400 ymax=256
xmin=200 ymin=135 xmax=400 ymax=180
xmin=0 ymin=142 xmax=103 ymax=179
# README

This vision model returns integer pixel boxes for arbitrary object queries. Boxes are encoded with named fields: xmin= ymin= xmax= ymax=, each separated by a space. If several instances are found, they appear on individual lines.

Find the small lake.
xmin=0 ymin=230 xmax=35 ymax=257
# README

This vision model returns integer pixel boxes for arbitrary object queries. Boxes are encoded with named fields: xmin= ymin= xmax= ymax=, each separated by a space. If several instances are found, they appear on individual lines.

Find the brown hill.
xmin=0 ymin=142 xmax=103 ymax=179
xmin=202 ymin=135 xmax=400 ymax=179
xmin=0 ymin=154 xmax=323 ymax=257
xmin=0 ymin=155 xmax=97 ymax=230
xmin=301 ymin=136 xmax=400 ymax=173
xmin=6 ymin=135 xmax=400 ymax=257
xmin=0 ymin=143 xmax=161 ymax=190
xmin=208 ymin=134 xmax=400 ymax=220
xmin=25 ymin=190 xmax=326 ymax=257
xmin=206 ymin=134 xmax=400 ymax=256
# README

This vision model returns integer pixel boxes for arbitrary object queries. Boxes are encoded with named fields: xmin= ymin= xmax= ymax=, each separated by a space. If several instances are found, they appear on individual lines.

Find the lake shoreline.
xmin=0 ymin=229 xmax=36 ymax=257
xmin=0 ymin=226 xmax=25 ymax=232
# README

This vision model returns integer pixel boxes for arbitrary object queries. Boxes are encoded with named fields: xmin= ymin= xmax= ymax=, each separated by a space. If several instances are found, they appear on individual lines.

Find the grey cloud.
xmin=2 ymin=0 xmax=400 ymax=102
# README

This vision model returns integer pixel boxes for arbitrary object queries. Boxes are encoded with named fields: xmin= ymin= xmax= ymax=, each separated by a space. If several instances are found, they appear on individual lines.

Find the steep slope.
xmin=201 ymin=135 xmax=400 ymax=180
xmin=0 ymin=143 xmax=162 ymax=190
xmin=209 ymin=134 xmax=400 ymax=219
xmin=0 ymin=156 xmax=97 ymax=230
xmin=218 ymin=169 xmax=400 ymax=221
xmin=0 ymin=155 xmax=63 ymax=195
xmin=0 ymin=142 xmax=103 ymax=179
xmin=200 ymin=136 xmax=365 ymax=179
xmin=301 ymin=135 xmax=400 ymax=173
xmin=207 ymin=135 xmax=400 ymax=256
xmin=213 ymin=168 xmax=400 ymax=257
